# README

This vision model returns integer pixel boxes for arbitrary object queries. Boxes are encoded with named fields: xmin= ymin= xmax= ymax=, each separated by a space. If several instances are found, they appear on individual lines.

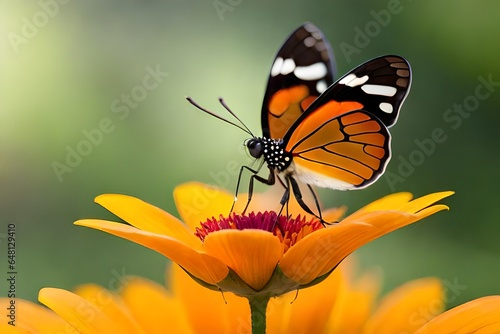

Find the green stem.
xmin=248 ymin=296 xmax=270 ymax=334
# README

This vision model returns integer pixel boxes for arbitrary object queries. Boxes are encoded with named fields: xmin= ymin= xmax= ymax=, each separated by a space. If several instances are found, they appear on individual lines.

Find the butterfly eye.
xmin=246 ymin=139 xmax=263 ymax=159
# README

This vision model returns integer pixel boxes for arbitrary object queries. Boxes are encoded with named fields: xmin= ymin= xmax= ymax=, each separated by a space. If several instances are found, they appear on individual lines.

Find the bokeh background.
xmin=1 ymin=0 xmax=499 ymax=310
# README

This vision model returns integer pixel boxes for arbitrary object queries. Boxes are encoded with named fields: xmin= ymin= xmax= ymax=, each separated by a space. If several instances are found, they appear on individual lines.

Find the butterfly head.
xmin=246 ymin=137 xmax=292 ymax=171
xmin=246 ymin=138 xmax=263 ymax=159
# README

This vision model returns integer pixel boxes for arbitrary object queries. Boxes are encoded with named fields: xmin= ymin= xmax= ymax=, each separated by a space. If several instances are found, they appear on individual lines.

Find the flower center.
xmin=194 ymin=211 xmax=323 ymax=252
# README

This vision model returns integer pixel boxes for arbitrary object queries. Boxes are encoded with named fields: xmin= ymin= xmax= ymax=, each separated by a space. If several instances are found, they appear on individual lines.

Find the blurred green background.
xmin=1 ymin=0 xmax=499 ymax=309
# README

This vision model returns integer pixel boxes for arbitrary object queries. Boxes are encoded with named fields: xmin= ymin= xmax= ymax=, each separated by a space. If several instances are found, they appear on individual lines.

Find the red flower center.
xmin=194 ymin=211 xmax=323 ymax=252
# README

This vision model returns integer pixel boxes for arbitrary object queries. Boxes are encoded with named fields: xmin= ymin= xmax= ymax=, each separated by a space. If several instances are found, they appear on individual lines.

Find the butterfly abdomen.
xmin=260 ymin=137 xmax=293 ymax=172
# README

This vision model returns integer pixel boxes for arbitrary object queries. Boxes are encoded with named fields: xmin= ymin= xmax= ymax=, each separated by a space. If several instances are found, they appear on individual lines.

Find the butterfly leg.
xmin=277 ymin=183 xmax=290 ymax=217
xmin=306 ymin=183 xmax=324 ymax=222
xmin=270 ymin=179 xmax=289 ymax=231
xmin=231 ymin=165 xmax=275 ymax=214
xmin=231 ymin=161 xmax=263 ymax=213
xmin=304 ymin=184 xmax=337 ymax=225
xmin=287 ymin=176 xmax=328 ymax=225
xmin=244 ymin=168 xmax=276 ymax=214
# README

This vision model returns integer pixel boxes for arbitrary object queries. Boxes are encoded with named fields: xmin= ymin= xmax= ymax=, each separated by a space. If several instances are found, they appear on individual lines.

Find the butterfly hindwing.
xmin=261 ymin=23 xmax=337 ymax=140
xmin=285 ymin=109 xmax=391 ymax=190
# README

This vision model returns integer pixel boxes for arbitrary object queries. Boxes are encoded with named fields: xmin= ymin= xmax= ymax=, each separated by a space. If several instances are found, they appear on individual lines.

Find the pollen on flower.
xmin=194 ymin=211 xmax=323 ymax=252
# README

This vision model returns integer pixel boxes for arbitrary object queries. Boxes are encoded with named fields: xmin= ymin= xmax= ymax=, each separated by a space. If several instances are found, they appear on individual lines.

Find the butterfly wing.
xmin=285 ymin=109 xmax=390 ymax=189
xmin=297 ymin=55 xmax=411 ymax=128
xmin=261 ymin=23 xmax=337 ymax=140
xmin=282 ymin=55 xmax=412 ymax=190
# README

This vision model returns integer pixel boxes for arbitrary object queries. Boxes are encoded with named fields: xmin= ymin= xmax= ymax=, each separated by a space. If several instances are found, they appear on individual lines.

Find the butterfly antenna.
xmin=218 ymin=97 xmax=255 ymax=137
xmin=186 ymin=97 xmax=253 ymax=136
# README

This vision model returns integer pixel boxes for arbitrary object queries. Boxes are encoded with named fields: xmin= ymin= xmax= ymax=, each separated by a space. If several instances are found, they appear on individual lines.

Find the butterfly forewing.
xmin=294 ymin=55 xmax=411 ymax=129
xmin=261 ymin=23 xmax=337 ymax=139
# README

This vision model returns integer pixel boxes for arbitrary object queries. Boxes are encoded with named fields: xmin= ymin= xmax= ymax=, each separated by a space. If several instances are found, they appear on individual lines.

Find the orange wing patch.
xmin=364 ymin=145 xmax=385 ymax=158
xmin=286 ymin=100 xmax=364 ymax=152
xmin=267 ymin=85 xmax=311 ymax=139
xmin=324 ymin=142 xmax=382 ymax=170
xmin=287 ymin=110 xmax=390 ymax=189
xmin=340 ymin=111 xmax=371 ymax=125
xmin=268 ymin=105 xmax=303 ymax=140
xmin=287 ymin=116 xmax=345 ymax=153
xmin=300 ymin=95 xmax=317 ymax=111
xmin=299 ymin=149 xmax=375 ymax=180
xmin=269 ymin=85 xmax=309 ymax=116
xmin=343 ymin=118 xmax=381 ymax=134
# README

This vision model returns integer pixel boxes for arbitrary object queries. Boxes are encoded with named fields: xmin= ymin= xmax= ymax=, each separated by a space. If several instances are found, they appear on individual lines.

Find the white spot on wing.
xmin=281 ymin=58 xmax=296 ymax=75
xmin=316 ymin=80 xmax=328 ymax=94
xmin=338 ymin=74 xmax=369 ymax=87
xmin=339 ymin=73 xmax=356 ymax=85
xmin=304 ymin=36 xmax=316 ymax=47
xmin=294 ymin=62 xmax=327 ymax=81
xmin=361 ymin=84 xmax=397 ymax=97
xmin=303 ymin=23 xmax=315 ymax=33
xmin=349 ymin=75 xmax=369 ymax=87
xmin=271 ymin=57 xmax=283 ymax=77
xmin=311 ymin=31 xmax=322 ymax=39
xmin=379 ymin=102 xmax=393 ymax=113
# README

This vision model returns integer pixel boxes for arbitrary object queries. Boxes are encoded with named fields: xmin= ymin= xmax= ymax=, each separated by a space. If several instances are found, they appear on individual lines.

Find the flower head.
xmin=194 ymin=211 xmax=322 ymax=253
xmin=74 ymin=182 xmax=453 ymax=299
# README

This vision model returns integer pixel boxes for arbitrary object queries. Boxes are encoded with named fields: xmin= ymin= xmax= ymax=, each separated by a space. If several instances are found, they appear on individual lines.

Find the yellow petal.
xmin=399 ymin=191 xmax=454 ymax=215
xmin=265 ymin=294 xmax=291 ymax=333
xmin=278 ymin=261 xmax=345 ymax=334
xmin=363 ymin=277 xmax=443 ymax=334
xmin=322 ymin=206 xmax=347 ymax=223
xmin=348 ymin=191 xmax=453 ymax=221
xmin=0 ymin=324 xmax=31 ymax=334
xmin=94 ymin=194 xmax=200 ymax=249
xmin=203 ymin=229 xmax=283 ymax=291
xmin=414 ymin=204 xmax=450 ymax=219
xmin=280 ymin=212 xmax=415 ymax=284
xmin=75 ymin=219 xmax=228 ymax=285
xmin=0 ymin=298 xmax=69 ymax=333
xmin=39 ymin=287 xmax=131 ymax=334
xmin=327 ymin=266 xmax=381 ymax=334
xmin=414 ymin=296 xmax=500 ymax=334
xmin=171 ymin=264 xmax=250 ymax=333
xmin=120 ymin=277 xmax=193 ymax=334
xmin=74 ymin=284 xmax=145 ymax=333
xmin=173 ymin=182 xmax=234 ymax=230
xmin=354 ymin=192 xmax=414 ymax=214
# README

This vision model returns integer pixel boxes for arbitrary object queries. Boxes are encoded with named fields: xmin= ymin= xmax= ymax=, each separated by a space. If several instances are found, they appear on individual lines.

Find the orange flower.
xmin=2 ymin=262 xmax=500 ymax=333
xmin=74 ymin=182 xmax=452 ymax=297
xmin=71 ymin=181 xmax=454 ymax=332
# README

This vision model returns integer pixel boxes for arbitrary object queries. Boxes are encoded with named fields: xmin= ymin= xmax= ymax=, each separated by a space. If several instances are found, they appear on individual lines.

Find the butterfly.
xmin=187 ymin=22 xmax=411 ymax=222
